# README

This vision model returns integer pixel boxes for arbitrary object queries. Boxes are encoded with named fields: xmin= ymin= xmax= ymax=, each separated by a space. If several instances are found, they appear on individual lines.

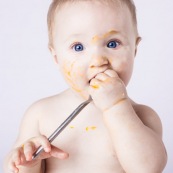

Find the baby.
xmin=3 ymin=0 xmax=167 ymax=173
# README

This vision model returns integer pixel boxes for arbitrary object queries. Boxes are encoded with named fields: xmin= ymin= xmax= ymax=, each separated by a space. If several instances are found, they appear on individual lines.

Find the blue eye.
xmin=107 ymin=41 xmax=120 ymax=48
xmin=73 ymin=43 xmax=84 ymax=51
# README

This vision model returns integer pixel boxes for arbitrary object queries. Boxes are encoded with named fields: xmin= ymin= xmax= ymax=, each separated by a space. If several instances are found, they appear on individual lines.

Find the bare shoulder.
xmin=23 ymin=94 xmax=61 ymax=120
xmin=25 ymin=89 xmax=71 ymax=117
xmin=15 ymin=91 xmax=69 ymax=146
xmin=131 ymin=101 xmax=163 ymax=138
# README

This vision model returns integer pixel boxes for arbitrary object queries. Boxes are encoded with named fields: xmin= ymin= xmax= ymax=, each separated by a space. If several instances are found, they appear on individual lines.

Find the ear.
xmin=49 ymin=46 xmax=58 ymax=64
xmin=134 ymin=36 xmax=142 ymax=56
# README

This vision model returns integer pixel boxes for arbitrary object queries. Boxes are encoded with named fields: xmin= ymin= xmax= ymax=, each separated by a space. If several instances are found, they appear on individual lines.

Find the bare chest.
xmin=40 ymin=108 xmax=125 ymax=173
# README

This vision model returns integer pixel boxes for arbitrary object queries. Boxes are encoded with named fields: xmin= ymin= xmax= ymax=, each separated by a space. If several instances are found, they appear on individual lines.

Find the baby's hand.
xmin=89 ymin=69 xmax=127 ymax=111
xmin=8 ymin=135 xmax=69 ymax=173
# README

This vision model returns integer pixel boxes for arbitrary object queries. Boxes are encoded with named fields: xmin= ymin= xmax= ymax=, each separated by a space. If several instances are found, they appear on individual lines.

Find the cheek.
xmin=60 ymin=60 xmax=89 ymax=98
xmin=109 ymin=53 xmax=134 ymax=85
xmin=60 ymin=60 xmax=87 ymax=88
xmin=60 ymin=61 xmax=73 ymax=80
xmin=109 ymin=55 xmax=129 ymax=71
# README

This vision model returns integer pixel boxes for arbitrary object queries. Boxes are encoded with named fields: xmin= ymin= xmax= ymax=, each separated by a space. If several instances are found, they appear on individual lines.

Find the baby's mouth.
xmin=88 ymin=68 xmax=109 ymax=84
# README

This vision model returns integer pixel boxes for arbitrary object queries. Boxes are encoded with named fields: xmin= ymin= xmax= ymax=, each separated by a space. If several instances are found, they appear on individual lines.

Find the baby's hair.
xmin=47 ymin=0 xmax=138 ymax=48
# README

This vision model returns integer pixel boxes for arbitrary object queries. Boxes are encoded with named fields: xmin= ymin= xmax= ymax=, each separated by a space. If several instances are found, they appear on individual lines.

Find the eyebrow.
xmin=65 ymin=30 xmax=123 ymax=43
xmin=91 ymin=30 xmax=122 ymax=43
xmin=103 ymin=30 xmax=120 ymax=38
xmin=64 ymin=34 xmax=85 ymax=43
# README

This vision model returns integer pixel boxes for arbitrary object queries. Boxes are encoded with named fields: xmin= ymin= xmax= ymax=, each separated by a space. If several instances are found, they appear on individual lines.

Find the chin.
xmin=70 ymin=86 xmax=88 ymax=100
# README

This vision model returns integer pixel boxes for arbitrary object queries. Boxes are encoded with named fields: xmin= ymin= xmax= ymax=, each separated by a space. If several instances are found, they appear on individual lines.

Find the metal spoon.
xmin=32 ymin=96 xmax=92 ymax=159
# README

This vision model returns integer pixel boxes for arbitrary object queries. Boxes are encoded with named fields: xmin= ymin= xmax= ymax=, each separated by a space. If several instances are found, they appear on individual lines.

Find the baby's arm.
xmin=89 ymin=69 xmax=167 ymax=173
xmin=3 ymin=101 xmax=68 ymax=173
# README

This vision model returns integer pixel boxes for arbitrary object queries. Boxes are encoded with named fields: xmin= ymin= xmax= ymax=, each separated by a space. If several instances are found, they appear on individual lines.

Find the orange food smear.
xmin=92 ymin=85 xmax=99 ymax=89
xmin=91 ymin=30 xmax=118 ymax=44
xmin=91 ymin=126 xmax=97 ymax=130
xmin=67 ymin=71 xmax=71 ymax=76
xmin=86 ymin=126 xmax=97 ymax=131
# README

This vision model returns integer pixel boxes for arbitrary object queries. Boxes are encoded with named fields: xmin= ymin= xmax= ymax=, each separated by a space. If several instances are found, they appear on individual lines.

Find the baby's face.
xmin=51 ymin=1 xmax=140 ymax=99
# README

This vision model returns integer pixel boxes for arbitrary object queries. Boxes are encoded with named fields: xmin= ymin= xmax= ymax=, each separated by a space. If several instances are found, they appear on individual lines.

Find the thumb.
xmin=50 ymin=145 xmax=69 ymax=159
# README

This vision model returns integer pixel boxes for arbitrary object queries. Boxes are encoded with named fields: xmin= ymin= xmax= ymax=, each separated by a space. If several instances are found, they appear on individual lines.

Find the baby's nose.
xmin=90 ymin=55 xmax=109 ymax=68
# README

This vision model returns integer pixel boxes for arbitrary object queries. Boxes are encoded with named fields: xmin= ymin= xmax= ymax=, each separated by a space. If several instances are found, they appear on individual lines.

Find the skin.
xmin=91 ymin=30 xmax=119 ymax=44
xmin=4 ymin=1 xmax=167 ymax=173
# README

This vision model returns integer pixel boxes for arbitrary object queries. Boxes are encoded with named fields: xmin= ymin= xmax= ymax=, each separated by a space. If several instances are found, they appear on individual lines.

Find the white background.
xmin=0 ymin=0 xmax=172 ymax=172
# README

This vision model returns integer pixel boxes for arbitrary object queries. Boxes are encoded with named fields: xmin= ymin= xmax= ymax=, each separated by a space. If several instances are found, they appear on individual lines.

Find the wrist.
xmin=103 ymin=98 xmax=136 ymax=121
xmin=103 ymin=99 xmax=142 ymax=131
xmin=103 ymin=97 xmax=131 ymax=113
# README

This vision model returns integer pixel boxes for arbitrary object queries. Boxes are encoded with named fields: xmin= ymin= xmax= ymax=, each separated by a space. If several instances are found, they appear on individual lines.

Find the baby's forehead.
xmin=54 ymin=1 xmax=131 ymax=20
xmin=53 ymin=0 xmax=136 ymax=27
xmin=48 ymin=0 xmax=138 ymax=46
xmin=53 ymin=0 xmax=130 ymax=16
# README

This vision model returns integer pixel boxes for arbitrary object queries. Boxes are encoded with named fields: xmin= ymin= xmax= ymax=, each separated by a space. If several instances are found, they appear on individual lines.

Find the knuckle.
xmin=38 ymin=135 xmax=48 ymax=142
xmin=90 ymin=78 xmax=99 ymax=84
xmin=39 ymin=135 xmax=51 ymax=148
xmin=105 ymin=69 xmax=118 ymax=77
xmin=23 ymin=142 xmax=34 ymax=151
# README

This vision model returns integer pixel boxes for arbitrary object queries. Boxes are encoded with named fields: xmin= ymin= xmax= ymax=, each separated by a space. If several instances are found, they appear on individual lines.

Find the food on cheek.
xmin=62 ymin=62 xmax=82 ymax=92
xmin=62 ymin=64 xmax=89 ymax=100
xmin=61 ymin=60 xmax=89 ymax=98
